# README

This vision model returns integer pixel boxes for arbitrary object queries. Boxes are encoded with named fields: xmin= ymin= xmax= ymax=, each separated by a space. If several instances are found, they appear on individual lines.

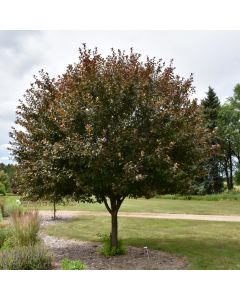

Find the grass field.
xmin=10 ymin=191 xmax=240 ymax=216
xmin=3 ymin=193 xmax=240 ymax=215
xmin=45 ymin=215 xmax=240 ymax=270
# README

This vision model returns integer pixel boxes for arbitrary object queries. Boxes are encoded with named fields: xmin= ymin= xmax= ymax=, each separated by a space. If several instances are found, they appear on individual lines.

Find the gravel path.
xmin=39 ymin=210 xmax=240 ymax=222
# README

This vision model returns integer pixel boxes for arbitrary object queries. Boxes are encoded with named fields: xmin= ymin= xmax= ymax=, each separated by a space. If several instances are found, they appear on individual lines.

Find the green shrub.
xmin=10 ymin=210 xmax=40 ymax=246
xmin=60 ymin=258 xmax=86 ymax=270
xmin=0 ymin=245 xmax=52 ymax=270
xmin=235 ymin=170 xmax=240 ymax=185
xmin=0 ymin=183 xmax=6 ymax=196
xmin=97 ymin=233 xmax=126 ymax=256
xmin=2 ymin=201 xmax=23 ymax=218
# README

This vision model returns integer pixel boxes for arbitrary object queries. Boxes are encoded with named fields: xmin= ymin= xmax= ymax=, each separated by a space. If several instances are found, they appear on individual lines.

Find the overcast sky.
xmin=1 ymin=30 xmax=240 ymax=164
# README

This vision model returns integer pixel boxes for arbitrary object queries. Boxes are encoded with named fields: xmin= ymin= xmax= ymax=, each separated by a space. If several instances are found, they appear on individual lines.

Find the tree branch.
xmin=103 ymin=197 xmax=112 ymax=214
xmin=232 ymin=149 xmax=240 ymax=163
xmin=116 ymin=196 xmax=125 ymax=211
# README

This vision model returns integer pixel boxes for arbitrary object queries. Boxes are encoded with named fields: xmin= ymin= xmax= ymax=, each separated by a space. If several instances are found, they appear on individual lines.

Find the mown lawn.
xmin=23 ymin=194 xmax=240 ymax=215
xmin=3 ymin=191 xmax=240 ymax=215
xmin=4 ymin=194 xmax=240 ymax=269
xmin=45 ymin=216 xmax=240 ymax=270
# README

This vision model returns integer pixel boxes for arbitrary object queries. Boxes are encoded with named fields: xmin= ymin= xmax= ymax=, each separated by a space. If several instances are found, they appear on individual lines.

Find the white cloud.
xmin=0 ymin=144 xmax=10 ymax=151
xmin=0 ymin=156 xmax=9 ymax=162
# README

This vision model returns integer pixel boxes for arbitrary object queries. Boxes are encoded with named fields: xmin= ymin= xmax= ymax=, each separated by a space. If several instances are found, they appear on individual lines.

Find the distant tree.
xmin=227 ymin=84 xmax=240 ymax=163
xmin=218 ymin=104 xmax=235 ymax=190
xmin=234 ymin=164 xmax=240 ymax=185
xmin=230 ymin=84 xmax=240 ymax=105
xmin=0 ymin=163 xmax=17 ymax=193
xmin=218 ymin=84 xmax=240 ymax=190
xmin=0 ymin=171 xmax=10 ymax=193
xmin=0 ymin=182 xmax=6 ymax=196
xmin=202 ymin=87 xmax=220 ymax=130
xmin=200 ymin=87 xmax=223 ymax=193
xmin=11 ymin=46 xmax=208 ymax=250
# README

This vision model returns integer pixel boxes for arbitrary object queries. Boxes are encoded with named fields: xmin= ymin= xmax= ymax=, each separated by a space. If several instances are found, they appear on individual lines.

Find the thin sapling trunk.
xmin=103 ymin=196 xmax=124 ymax=250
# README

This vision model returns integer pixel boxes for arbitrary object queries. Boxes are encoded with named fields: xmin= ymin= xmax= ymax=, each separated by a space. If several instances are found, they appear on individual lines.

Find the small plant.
xmin=97 ymin=233 xmax=126 ymax=256
xmin=10 ymin=210 xmax=40 ymax=246
xmin=0 ymin=245 xmax=52 ymax=270
xmin=60 ymin=258 xmax=86 ymax=270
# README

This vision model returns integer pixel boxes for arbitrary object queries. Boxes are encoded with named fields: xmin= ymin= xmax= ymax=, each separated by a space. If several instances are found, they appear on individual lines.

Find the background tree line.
xmin=0 ymin=163 xmax=17 ymax=195
xmin=197 ymin=83 xmax=240 ymax=194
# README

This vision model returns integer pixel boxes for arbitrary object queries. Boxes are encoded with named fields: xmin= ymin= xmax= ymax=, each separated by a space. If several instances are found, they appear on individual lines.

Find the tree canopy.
xmin=11 ymin=45 xmax=208 ymax=248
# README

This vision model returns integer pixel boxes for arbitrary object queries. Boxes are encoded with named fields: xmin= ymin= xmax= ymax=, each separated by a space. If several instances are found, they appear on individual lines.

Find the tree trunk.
xmin=102 ymin=196 xmax=124 ymax=250
xmin=229 ymin=140 xmax=234 ymax=190
xmin=224 ymin=160 xmax=230 ymax=190
xmin=53 ymin=200 xmax=56 ymax=220
xmin=111 ymin=209 xmax=118 ymax=249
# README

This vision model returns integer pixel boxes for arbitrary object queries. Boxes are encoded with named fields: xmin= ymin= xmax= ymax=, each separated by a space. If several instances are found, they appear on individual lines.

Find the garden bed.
xmin=40 ymin=212 xmax=187 ymax=270
xmin=42 ymin=233 xmax=187 ymax=270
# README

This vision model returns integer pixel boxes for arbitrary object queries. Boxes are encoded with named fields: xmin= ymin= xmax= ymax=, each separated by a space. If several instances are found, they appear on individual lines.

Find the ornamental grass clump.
xmin=11 ymin=210 xmax=40 ymax=246
xmin=0 ymin=245 xmax=52 ymax=270
xmin=0 ymin=225 xmax=9 ymax=249
xmin=0 ymin=199 xmax=5 ymax=218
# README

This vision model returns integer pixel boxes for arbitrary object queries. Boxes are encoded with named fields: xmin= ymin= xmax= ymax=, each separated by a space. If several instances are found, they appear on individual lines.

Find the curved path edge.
xmin=39 ymin=210 xmax=240 ymax=222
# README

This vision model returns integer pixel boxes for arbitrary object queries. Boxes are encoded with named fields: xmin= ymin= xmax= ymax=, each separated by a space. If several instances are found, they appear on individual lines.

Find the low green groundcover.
xmin=60 ymin=258 xmax=86 ymax=270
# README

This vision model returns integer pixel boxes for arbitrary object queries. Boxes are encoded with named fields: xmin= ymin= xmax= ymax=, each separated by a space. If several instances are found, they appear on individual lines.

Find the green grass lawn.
xmin=3 ymin=194 xmax=240 ymax=269
xmin=20 ymin=194 xmax=240 ymax=215
xmin=3 ymin=191 xmax=240 ymax=216
xmin=45 ymin=216 xmax=240 ymax=270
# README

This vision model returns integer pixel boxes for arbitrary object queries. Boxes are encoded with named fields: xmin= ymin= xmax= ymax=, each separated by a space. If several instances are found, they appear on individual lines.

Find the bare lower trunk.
xmin=228 ymin=141 xmax=233 ymax=190
xmin=53 ymin=200 xmax=56 ymax=220
xmin=224 ymin=159 xmax=230 ymax=190
xmin=111 ymin=210 xmax=118 ymax=249
xmin=103 ymin=196 xmax=124 ymax=250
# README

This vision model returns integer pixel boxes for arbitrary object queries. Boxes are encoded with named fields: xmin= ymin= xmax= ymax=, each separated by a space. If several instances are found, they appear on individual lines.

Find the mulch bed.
xmin=41 ymin=216 xmax=187 ymax=270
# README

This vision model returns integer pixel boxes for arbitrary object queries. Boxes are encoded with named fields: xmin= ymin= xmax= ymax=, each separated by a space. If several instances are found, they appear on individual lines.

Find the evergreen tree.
xmin=201 ymin=87 xmax=223 ymax=194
